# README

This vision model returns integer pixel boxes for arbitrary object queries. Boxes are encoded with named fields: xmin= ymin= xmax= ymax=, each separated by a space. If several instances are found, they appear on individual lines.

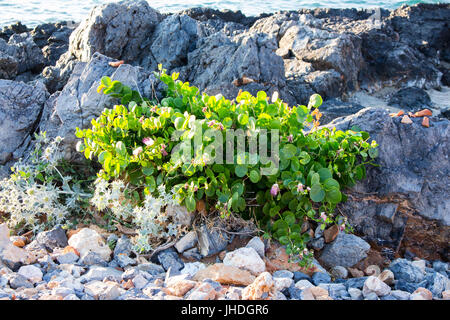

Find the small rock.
xmin=364 ymin=265 xmax=381 ymax=277
xmin=442 ymin=290 xmax=450 ymax=300
xmin=331 ymin=266 xmax=348 ymax=279
xmin=273 ymin=270 xmax=294 ymax=279
xmin=134 ymin=262 xmax=165 ymax=275
xmin=311 ymin=272 xmax=331 ymax=286
xmin=80 ymin=266 xmax=123 ymax=283
xmin=424 ymin=271 xmax=449 ymax=297
xmin=376 ymin=270 xmax=394 ymax=286
xmin=432 ymin=261 xmax=448 ymax=274
xmin=180 ymin=262 xmax=206 ymax=278
xmin=242 ymin=272 xmax=274 ymax=300
xmin=18 ymin=265 xmax=43 ymax=283
xmin=68 ymin=228 xmax=112 ymax=262
xmin=155 ymin=248 xmax=184 ymax=272
xmin=348 ymin=287 xmax=363 ymax=300
xmin=223 ymin=247 xmax=266 ymax=275
xmin=245 ymin=236 xmax=265 ymax=259
xmin=389 ymin=258 xmax=425 ymax=283
xmin=174 ymin=231 xmax=197 ymax=253
xmin=84 ymin=280 xmax=122 ymax=300
xmin=323 ymin=225 xmax=339 ymax=243
xmin=411 ymin=287 xmax=432 ymax=300
xmin=363 ymin=276 xmax=391 ymax=297
xmin=364 ymin=292 xmax=379 ymax=300
xmin=196 ymin=223 xmax=229 ymax=257
xmin=391 ymin=290 xmax=411 ymax=300
xmin=132 ymin=274 xmax=148 ymax=290
xmin=309 ymin=237 xmax=325 ymax=250
xmin=7 ymin=273 xmax=33 ymax=289
xmin=166 ymin=275 xmax=197 ymax=297
xmin=348 ymin=267 xmax=365 ymax=278
xmin=115 ymin=254 xmax=136 ymax=268
xmin=193 ymin=263 xmax=255 ymax=286
xmin=35 ymin=225 xmax=68 ymax=251
xmin=293 ymin=271 xmax=311 ymax=282
xmin=183 ymin=247 xmax=202 ymax=261
xmin=295 ymin=279 xmax=314 ymax=290
xmin=113 ymin=236 xmax=133 ymax=257
xmin=56 ymin=252 xmax=79 ymax=265
xmin=79 ymin=251 xmax=108 ymax=266
xmin=320 ymin=233 xmax=370 ymax=268
xmin=186 ymin=282 xmax=216 ymax=300
xmin=345 ymin=277 xmax=369 ymax=290
xmin=273 ymin=277 xmax=294 ymax=292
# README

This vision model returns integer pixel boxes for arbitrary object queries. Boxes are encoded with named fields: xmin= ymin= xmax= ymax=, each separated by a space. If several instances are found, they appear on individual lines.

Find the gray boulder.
xmin=68 ymin=0 xmax=162 ymax=63
xmin=389 ymin=258 xmax=425 ymax=283
xmin=39 ymin=52 xmax=154 ymax=154
xmin=0 ymin=79 xmax=48 ymax=175
xmin=319 ymin=233 xmax=370 ymax=268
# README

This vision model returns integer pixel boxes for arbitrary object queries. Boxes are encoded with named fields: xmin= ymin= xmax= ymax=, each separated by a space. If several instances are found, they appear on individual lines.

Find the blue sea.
xmin=0 ymin=0 xmax=448 ymax=27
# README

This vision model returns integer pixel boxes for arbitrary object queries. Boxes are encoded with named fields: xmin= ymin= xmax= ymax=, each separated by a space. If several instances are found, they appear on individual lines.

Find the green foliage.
xmin=76 ymin=66 xmax=378 ymax=266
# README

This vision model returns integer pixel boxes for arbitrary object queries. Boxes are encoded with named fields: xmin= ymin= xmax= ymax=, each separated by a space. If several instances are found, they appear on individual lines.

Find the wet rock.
xmin=388 ymin=87 xmax=432 ymax=111
xmin=319 ymin=233 xmax=370 ymax=268
xmin=223 ymin=247 xmax=266 ymax=275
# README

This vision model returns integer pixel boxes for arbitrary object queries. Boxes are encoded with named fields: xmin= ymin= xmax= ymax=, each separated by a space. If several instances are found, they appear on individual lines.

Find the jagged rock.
xmin=174 ymin=231 xmax=198 ymax=253
xmin=0 ymin=33 xmax=45 ymax=75
xmin=39 ymin=52 xmax=154 ymax=152
xmin=362 ymin=276 xmax=391 ymax=297
xmin=319 ymin=98 xmax=365 ymax=124
xmin=242 ymin=272 xmax=274 ymax=300
xmin=35 ymin=226 xmax=68 ymax=252
xmin=245 ymin=237 xmax=265 ymax=259
xmin=389 ymin=259 xmax=425 ymax=283
xmin=17 ymin=265 xmax=43 ymax=283
xmin=0 ymin=51 xmax=18 ymax=79
xmin=328 ymin=108 xmax=450 ymax=260
xmin=0 ymin=79 xmax=48 ymax=174
xmin=79 ymin=266 xmax=123 ymax=283
xmin=68 ymin=0 xmax=162 ymax=63
xmin=185 ymin=30 xmax=288 ymax=102
xmin=0 ymin=22 xmax=29 ymax=41
xmin=388 ymin=87 xmax=432 ymax=111
xmin=196 ymin=223 xmax=229 ymax=257
xmin=152 ymin=248 xmax=184 ymax=272
xmin=84 ymin=280 xmax=122 ymax=300
xmin=320 ymin=233 xmax=370 ymax=268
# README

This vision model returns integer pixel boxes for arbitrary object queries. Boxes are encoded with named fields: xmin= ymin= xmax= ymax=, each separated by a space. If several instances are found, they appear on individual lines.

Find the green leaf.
xmin=238 ymin=114 xmax=249 ymax=125
xmin=310 ymin=184 xmax=325 ymax=202
xmin=317 ymin=168 xmax=332 ymax=182
xmin=249 ymin=169 xmax=261 ymax=183
xmin=326 ymin=188 xmax=342 ymax=204
xmin=308 ymin=94 xmax=323 ymax=108
xmin=235 ymin=165 xmax=248 ymax=178
xmin=185 ymin=193 xmax=196 ymax=212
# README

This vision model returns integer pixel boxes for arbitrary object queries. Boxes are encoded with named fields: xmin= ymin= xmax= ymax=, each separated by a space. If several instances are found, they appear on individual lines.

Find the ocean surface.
xmin=0 ymin=0 xmax=448 ymax=27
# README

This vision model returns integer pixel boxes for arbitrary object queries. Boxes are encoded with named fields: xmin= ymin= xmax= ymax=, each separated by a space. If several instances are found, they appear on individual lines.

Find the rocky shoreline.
xmin=0 ymin=0 xmax=449 ymax=300
xmin=1 ymin=223 xmax=449 ymax=300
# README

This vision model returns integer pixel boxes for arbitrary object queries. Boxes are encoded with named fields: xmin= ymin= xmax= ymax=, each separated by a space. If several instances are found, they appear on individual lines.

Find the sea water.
xmin=0 ymin=0 xmax=448 ymax=27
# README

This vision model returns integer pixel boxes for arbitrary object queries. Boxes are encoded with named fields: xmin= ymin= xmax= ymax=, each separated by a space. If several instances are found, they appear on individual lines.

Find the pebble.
xmin=293 ymin=271 xmax=311 ymax=282
xmin=348 ymin=287 xmax=363 ymax=300
xmin=311 ymin=272 xmax=331 ymax=285
xmin=411 ymin=287 xmax=432 ymax=300
xmin=362 ymin=276 xmax=391 ymax=297
xmin=273 ymin=270 xmax=294 ymax=279
xmin=330 ymin=266 xmax=348 ymax=279
xmin=18 ymin=265 xmax=43 ymax=283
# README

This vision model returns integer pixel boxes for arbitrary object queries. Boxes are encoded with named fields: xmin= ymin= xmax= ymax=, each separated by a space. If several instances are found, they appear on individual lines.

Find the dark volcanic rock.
xmin=388 ymin=87 xmax=432 ymax=111
xmin=319 ymin=98 xmax=365 ymax=124
xmin=0 ymin=22 xmax=29 ymax=41
xmin=327 ymin=108 xmax=450 ymax=260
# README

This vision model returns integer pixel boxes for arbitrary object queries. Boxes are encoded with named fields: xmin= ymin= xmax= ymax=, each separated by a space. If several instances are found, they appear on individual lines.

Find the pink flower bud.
xmin=133 ymin=147 xmax=143 ymax=157
xmin=142 ymin=137 xmax=154 ymax=146
xmin=270 ymin=183 xmax=280 ymax=196
xmin=287 ymin=134 xmax=293 ymax=143
xmin=297 ymin=183 xmax=304 ymax=193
